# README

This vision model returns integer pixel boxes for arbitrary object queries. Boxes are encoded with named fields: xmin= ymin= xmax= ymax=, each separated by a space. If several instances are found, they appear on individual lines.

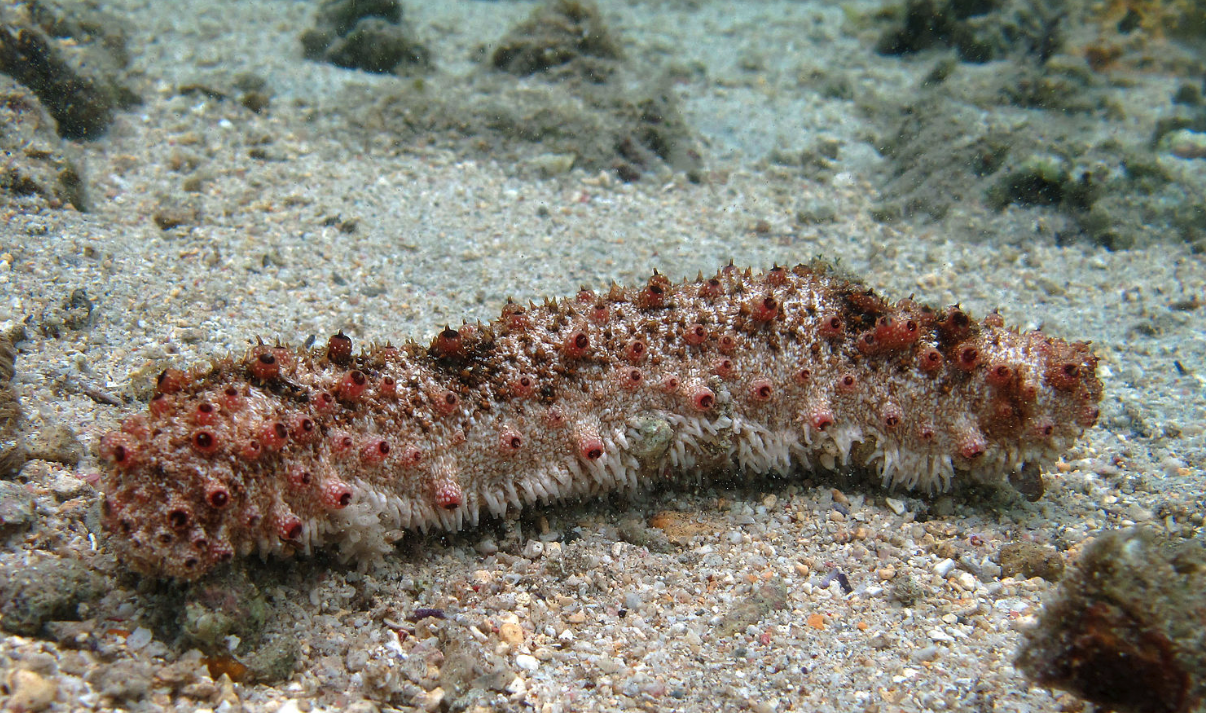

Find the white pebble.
xmin=515 ymin=654 xmax=539 ymax=672
xmin=49 ymin=472 xmax=89 ymax=499
xmin=933 ymin=558 xmax=956 ymax=577
xmin=127 ymin=626 xmax=152 ymax=650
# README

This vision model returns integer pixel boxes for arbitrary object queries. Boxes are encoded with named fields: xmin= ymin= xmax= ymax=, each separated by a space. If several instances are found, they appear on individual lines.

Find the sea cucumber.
xmin=97 ymin=263 xmax=1102 ymax=580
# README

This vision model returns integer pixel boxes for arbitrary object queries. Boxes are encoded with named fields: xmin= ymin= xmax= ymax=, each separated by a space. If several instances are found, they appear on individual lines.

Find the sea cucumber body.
xmin=98 ymin=264 xmax=1102 ymax=580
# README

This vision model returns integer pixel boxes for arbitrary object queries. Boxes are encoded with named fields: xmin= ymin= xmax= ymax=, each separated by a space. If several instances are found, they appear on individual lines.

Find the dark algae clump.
xmin=300 ymin=0 xmax=430 ymax=74
xmin=1016 ymin=528 xmax=1205 ymax=713
xmin=491 ymin=0 xmax=623 ymax=82
xmin=0 ymin=0 xmax=139 ymax=139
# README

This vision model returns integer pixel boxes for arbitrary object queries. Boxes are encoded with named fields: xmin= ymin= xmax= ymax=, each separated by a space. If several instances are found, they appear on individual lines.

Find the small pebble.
xmin=0 ymin=481 xmax=35 ymax=530
xmin=7 ymin=669 xmax=57 ymax=711
xmin=515 ymin=654 xmax=539 ymax=672
xmin=499 ymin=620 xmax=525 ymax=645
xmin=953 ymin=571 xmax=978 ymax=591
xmin=417 ymin=687 xmax=445 ymax=712
xmin=127 ymin=626 xmax=153 ymax=650
xmin=475 ymin=537 xmax=498 ymax=556
xmin=49 ymin=472 xmax=90 ymax=499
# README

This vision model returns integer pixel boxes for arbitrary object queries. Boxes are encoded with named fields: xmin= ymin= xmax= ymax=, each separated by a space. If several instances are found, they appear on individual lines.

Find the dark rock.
xmin=0 ymin=557 xmax=104 ymax=636
xmin=0 ymin=480 xmax=35 ymax=532
xmin=999 ymin=540 xmax=1064 ymax=581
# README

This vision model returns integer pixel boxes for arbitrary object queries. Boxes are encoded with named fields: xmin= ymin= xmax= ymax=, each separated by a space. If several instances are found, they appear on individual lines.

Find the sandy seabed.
xmin=1 ymin=0 xmax=1204 ymax=711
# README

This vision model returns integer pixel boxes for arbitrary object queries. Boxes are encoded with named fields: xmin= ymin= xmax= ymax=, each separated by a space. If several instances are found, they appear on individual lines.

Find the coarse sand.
xmin=1 ymin=1 xmax=1203 ymax=711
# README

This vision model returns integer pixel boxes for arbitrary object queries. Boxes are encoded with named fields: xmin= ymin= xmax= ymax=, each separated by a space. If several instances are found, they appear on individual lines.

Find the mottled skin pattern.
xmin=98 ymin=263 xmax=1102 ymax=580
